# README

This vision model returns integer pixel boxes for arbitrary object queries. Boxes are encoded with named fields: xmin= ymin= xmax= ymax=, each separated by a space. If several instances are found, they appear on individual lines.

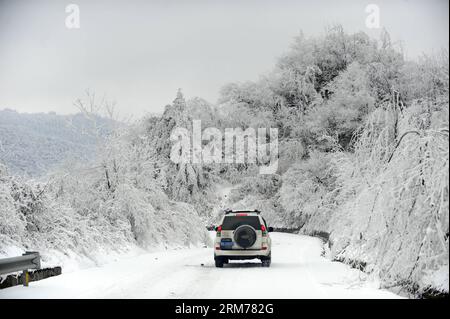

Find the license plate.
xmin=220 ymin=239 xmax=233 ymax=249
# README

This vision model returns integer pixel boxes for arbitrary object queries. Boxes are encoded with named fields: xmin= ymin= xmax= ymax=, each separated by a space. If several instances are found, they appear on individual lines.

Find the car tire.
xmin=215 ymin=258 xmax=224 ymax=268
xmin=261 ymin=254 xmax=271 ymax=267
xmin=234 ymin=225 xmax=257 ymax=248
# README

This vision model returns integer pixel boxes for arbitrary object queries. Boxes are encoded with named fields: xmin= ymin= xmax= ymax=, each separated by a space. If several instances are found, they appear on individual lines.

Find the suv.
xmin=214 ymin=210 xmax=273 ymax=267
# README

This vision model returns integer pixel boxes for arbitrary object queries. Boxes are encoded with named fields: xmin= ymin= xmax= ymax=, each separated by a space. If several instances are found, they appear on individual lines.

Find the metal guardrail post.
xmin=22 ymin=251 xmax=40 ymax=287
xmin=22 ymin=270 xmax=29 ymax=287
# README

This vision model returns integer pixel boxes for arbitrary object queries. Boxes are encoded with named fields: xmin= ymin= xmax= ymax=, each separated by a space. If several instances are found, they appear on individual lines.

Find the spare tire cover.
xmin=234 ymin=225 xmax=257 ymax=248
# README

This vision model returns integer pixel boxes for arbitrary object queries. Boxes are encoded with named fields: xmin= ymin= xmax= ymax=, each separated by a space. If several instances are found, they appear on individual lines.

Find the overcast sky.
xmin=0 ymin=0 xmax=448 ymax=116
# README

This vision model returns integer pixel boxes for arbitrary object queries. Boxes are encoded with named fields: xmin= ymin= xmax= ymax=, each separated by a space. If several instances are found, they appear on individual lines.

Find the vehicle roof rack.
xmin=224 ymin=209 xmax=260 ymax=214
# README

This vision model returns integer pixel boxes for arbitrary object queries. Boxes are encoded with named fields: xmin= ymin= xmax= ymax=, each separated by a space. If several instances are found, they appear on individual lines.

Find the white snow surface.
xmin=0 ymin=232 xmax=401 ymax=299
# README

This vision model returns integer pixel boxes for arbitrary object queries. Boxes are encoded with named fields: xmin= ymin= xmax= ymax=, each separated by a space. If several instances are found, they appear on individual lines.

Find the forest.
xmin=0 ymin=26 xmax=448 ymax=296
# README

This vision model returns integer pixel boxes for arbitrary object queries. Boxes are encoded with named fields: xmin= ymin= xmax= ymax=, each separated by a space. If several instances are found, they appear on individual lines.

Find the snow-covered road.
xmin=0 ymin=232 xmax=400 ymax=298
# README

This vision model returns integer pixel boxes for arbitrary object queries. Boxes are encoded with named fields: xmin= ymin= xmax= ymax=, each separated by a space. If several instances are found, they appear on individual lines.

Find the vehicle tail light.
xmin=236 ymin=213 xmax=248 ymax=216
xmin=261 ymin=225 xmax=267 ymax=236
xmin=217 ymin=225 xmax=222 ymax=237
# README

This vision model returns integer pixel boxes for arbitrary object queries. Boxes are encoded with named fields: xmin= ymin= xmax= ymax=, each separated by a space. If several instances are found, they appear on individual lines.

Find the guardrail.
xmin=0 ymin=252 xmax=41 ymax=287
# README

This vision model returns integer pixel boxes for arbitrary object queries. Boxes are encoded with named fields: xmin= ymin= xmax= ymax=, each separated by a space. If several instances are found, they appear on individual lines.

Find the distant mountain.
xmin=0 ymin=109 xmax=114 ymax=177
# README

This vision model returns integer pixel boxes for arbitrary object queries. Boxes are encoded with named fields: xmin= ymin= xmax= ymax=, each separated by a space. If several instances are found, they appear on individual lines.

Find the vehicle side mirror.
xmin=268 ymin=227 xmax=274 ymax=232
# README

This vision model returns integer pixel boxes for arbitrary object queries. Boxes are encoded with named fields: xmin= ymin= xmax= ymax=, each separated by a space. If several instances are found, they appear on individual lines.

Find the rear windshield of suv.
xmin=222 ymin=215 xmax=261 ymax=230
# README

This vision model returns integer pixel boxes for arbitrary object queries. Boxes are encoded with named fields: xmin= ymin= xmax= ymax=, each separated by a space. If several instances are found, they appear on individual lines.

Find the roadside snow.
xmin=0 ymin=232 xmax=401 ymax=299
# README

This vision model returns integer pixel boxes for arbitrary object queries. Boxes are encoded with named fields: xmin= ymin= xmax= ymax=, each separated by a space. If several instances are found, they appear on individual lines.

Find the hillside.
xmin=0 ymin=109 xmax=112 ymax=177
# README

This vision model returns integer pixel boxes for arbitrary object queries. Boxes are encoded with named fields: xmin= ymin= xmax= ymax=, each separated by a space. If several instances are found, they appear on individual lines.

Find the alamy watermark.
xmin=64 ymin=3 xmax=380 ymax=30
xmin=65 ymin=4 xmax=80 ymax=29
xmin=170 ymin=120 xmax=279 ymax=174
xmin=365 ymin=4 xmax=380 ymax=29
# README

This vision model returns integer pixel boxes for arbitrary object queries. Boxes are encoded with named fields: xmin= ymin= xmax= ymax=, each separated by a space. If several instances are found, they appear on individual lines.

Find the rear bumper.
xmin=215 ymin=249 xmax=270 ymax=258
